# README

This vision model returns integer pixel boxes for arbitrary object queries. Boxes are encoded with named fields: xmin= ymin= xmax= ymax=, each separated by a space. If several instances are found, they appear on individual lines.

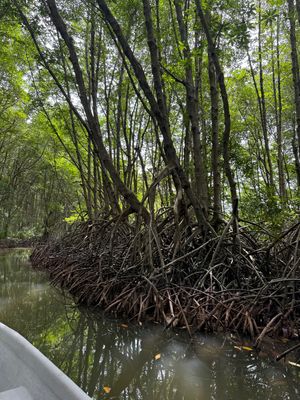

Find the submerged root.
xmin=30 ymin=216 xmax=300 ymax=341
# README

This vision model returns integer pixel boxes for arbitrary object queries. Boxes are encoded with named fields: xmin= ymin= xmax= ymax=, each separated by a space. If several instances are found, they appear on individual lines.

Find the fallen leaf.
xmin=234 ymin=345 xmax=253 ymax=351
xmin=120 ymin=324 xmax=128 ymax=329
xmin=154 ymin=353 xmax=161 ymax=360
xmin=242 ymin=346 xmax=253 ymax=351
xmin=103 ymin=386 xmax=111 ymax=394
xmin=288 ymin=361 xmax=300 ymax=368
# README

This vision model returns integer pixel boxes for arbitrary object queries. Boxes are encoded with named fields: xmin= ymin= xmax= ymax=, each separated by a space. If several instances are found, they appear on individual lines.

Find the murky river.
xmin=0 ymin=249 xmax=299 ymax=399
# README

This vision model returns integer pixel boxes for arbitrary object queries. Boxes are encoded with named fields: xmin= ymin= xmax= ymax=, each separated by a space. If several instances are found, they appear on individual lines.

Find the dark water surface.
xmin=0 ymin=249 xmax=299 ymax=399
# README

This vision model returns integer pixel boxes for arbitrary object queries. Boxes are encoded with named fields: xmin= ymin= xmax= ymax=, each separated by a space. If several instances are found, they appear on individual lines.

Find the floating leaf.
xmin=289 ymin=361 xmax=300 ymax=368
xmin=234 ymin=346 xmax=242 ymax=351
xmin=103 ymin=386 xmax=111 ymax=394
xmin=234 ymin=345 xmax=253 ymax=351
xmin=242 ymin=346 xmax=253 ymax=351
xmin=120 ymin=324 xmax=128 ymax=329
xmin=154 ymin=353 xmax=161 ymax=360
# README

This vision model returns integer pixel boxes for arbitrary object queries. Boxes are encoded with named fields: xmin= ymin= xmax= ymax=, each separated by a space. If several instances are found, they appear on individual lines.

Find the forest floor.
xmin=30 ymin=214 xmax=300 ymax=349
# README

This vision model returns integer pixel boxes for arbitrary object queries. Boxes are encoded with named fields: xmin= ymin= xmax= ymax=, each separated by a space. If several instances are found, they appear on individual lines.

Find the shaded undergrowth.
xmin=30 ymin=212 xmax=300 ymax=345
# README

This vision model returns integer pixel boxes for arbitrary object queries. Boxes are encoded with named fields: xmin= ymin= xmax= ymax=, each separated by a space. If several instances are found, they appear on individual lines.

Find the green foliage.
xmin=0 ymin=0 xmax=299 ymax=239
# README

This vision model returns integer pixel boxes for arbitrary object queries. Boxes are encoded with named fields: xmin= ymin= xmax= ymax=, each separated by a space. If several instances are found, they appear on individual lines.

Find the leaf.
xmin=178 ymin=41 xmax=185 ymax=52
xmin=103 ymin=386 xmax=111 ymax=394
xmin=242 ymin=346 xmax=253 ymax=351
xmin=288 ymin=361 xmax=300 ymax=368
xmin=154 ymin=353 xmax=161 ymax=360
xmin=120 ymin=324 xmax=128 ymax=328
xmin=234 ymin=345 xmax=253 ymax=351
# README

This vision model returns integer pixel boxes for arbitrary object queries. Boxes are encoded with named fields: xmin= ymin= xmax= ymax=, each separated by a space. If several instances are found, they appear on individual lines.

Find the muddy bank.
xmin=30 ymin=217 xmax=300 ymax=345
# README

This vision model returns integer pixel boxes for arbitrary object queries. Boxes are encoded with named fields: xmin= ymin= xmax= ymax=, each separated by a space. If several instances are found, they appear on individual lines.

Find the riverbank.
xmin=0 ymin=237 xmax=39 ymax=249
xmin=30 ymin=218 xmax=300 ymax=344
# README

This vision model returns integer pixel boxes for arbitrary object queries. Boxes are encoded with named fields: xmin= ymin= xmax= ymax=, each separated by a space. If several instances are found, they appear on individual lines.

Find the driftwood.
xmin=30 ymin=213 xmax=300 ymax=342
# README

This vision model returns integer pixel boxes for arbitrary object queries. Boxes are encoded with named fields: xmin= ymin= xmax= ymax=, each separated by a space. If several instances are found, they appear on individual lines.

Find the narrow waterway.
xmin=0 ymin=249 xmax=299 ymax=399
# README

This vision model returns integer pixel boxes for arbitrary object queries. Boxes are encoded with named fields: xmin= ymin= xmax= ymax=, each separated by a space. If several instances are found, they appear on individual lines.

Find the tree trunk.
xmin=96 ymin=0 xmax=212 ymax=231
xmin=208 ymin=52 xmax=222 ymax=223
xmin=258 ymin=2 xmax=274 ymax=189
xmin=287 ymin=0 xmax=300 ymax=189
xmin=45 ymin=0 xmax=150 ymax=222
xmin=272 ymin=16 xmax=287 ymax=201
xmin=174 ymin=0 xmax=209 ymax=213
xmin=296 ymin=0 xmax=300 ymax=24
xmin=195 ymin=0 xmax=238 ymax=220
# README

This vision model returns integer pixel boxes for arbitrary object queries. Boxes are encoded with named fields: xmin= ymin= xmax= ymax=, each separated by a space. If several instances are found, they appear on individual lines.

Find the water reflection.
xmin=0 ymin=249 xmax=299 ymax=400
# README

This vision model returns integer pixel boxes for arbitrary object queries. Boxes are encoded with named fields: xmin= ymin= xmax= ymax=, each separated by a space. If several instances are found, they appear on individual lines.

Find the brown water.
xmin=0 ymin=249 xmax=299 ymax=399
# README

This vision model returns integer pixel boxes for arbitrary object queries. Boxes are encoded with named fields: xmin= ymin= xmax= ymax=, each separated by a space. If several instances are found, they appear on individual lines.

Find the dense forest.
xmin=0 ymin=0 xmax=300 ymax=335
xmin=0 ymin=0 xmax=299 ymax=237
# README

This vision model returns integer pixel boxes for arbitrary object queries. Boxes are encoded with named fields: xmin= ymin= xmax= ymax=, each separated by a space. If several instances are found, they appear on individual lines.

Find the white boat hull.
xmin=0 ymin=323 xmax=91 ymax=400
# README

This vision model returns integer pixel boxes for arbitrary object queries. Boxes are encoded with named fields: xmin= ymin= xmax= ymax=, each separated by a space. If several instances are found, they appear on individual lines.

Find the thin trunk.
xmin=247 ymin=52 xmax=272 ymax=190
xmin=45 ymin=0 xmax=150 ymax=221
xmin=183 ymin=105 xmax=191 ymax=179
xmin=195 ymin=0 xmax=238 ymax=219
xmin=288 ymin=0 xmax=300 ymax=188
xmin=195 ymin=34 xmax=209 ymax=208
xmin=57 ymin=34 xmax=92 ymax=218
xmin=97 ymin=0 xmax=212 ymax=231
xmin=292 ymin=130 xmax=300 ymax=187
xmin=258 ymin=2 xmax=274 ymax=188
xmin=87 ymin=137 xmax=93 ymax=218
xmin=272 ymin=16 xmax=286 ymax=200
xmin=208 ymin=52 xmax=222 ymax=223
xmin=296 ymin=0 xmax=300 ymax=24
xmin=93 ymin=155 xmax=99 ymax=218
xmin=116 ymin=65 xmax=125 ymax=176
xmin=174 ymin=0 xmax=208 ymax=212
